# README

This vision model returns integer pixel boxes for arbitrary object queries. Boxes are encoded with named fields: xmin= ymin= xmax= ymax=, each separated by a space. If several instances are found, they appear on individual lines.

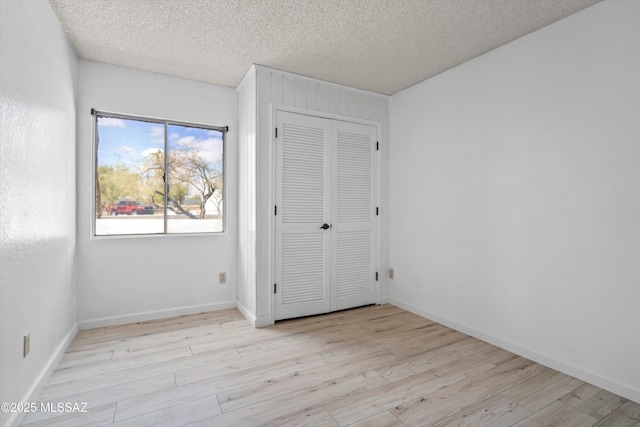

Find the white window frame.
xmin=91 ymin=109 xmax=228 ymax=237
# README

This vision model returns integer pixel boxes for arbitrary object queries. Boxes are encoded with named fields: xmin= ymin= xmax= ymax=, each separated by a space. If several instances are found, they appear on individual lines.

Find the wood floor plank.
xmin=187 ymin=333 xmax=279 ymax=356
xmin=23 ymin=305 xmax=638 ymax=427
xmin=512 ymin=400 xmax=599 ymax=426
xmin=176 ymin=352 xmax=328 ymax=395
xmin=594 ymin=410 xmax=640 ymax=427
xmin=376 ymin=336 xmax=490 ymax=382
xmin=326 ymin=356 xmax=496 ymax=425
xmin=217 ymin=350 xmax=399 ymax=413
xmin=187 ymin=325 xmax=333 ymax=356
xmin=274 ymin=318 xmax=338 ymax=333
xmin=219 ymin=368 xmax=389 ymax=414
xmin=501 ymin=370 xmax=584 ymax=412
xmin=235 ymin=330 xmax=338 ymax=357
xmin=71 ymin=317 xmax=221 ymax=347
xmin=68 ymin=327 xmax=105 ymax=343
xmin=344 ymin=311 xmax=424 ymax=331
xmin=471 ymin=344 xmax=519 ymax=366
xmin=21 ymin=403 xmax=116 ymax=427
xmin=561 ymin=383 xmax=603 ymax=408
xmin=617 ymin=400 xmax=640 ymax=420
xmin=37 ymin=347 xmax=239 ymax=401
xmin=323 ymin=304 xmax=406 ymax=324
xmin=219 ymin=318 xmax=252 ymax=331
xmin=319 ymin=340 xmax=390 ymax=363
xmin=48 ymin=346 xmax=193 ymax=384
xmin=346 ymin=411 xmax=407 ymax=427
xmin=111 ymin=395 xmax=221 ymax=426
xmin=192 ymin=370 xmax=388 ymax=426
xmin=387 ymin=330 xmax=470 ymax=359
xmin=66 ymin=321 xmax=225 ymax=356
xmin=109 ymin=326 xmax=226 ymax=358
xmin=175 ymin=344 xmax=334 ymax=386
xmin=354 ymin=322 xmax=450 ymax=350
xmin=390 ymin=357 xmax=549 ymax=426
xmin=576 ymin=390 xmax=628 ymax=420
xmin=334 ymin=315 xmax=441 ymax=345
xmin=113 ymin=381 xmax=219 ymax=422
xmin=21 ymin=374 xmax=175 ymax=425
xmin=261 ymin=407 xmax=339 ymax=427
xmin=56 ymin=350 xmax=114 ymax=369
xmin=103 ymin=322 xmax=143 ymax=334
xmin=138 ymin=310 xmax=235 ymax=328
xmin=429 ymin=395 xmax=532 ymax=427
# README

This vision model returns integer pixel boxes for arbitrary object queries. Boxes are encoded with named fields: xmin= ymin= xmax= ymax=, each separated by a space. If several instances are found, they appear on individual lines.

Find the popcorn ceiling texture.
xmin=48 ymin=0 xmax=600 ymax=95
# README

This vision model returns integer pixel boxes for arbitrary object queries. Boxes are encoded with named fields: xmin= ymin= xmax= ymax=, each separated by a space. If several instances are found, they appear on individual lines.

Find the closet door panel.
xmin=274 ymin=112 xmax=332 ymax=320
xmin=332 ymin=120 xmax=378 ymax=310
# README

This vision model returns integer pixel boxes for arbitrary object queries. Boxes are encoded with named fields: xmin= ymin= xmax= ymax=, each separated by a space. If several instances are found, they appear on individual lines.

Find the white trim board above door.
xmin=274 ymin=110 xmax=379 ymax=321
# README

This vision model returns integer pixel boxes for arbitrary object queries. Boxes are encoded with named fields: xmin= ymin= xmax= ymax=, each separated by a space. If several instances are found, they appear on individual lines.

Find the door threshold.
xmin=275 ymin=303 xmax=377 ymax=324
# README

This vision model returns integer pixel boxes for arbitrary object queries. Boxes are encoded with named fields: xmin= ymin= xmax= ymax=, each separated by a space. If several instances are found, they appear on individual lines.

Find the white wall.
xmin=76 ymin=61 xmax=238 ymax=327
xmin=251 ymin=66 xmax=390 ymax=326
xmin=0 ymin=1 xmax=77 ymax=426
xmin=389 ymin=0 xmax=640 ymax=403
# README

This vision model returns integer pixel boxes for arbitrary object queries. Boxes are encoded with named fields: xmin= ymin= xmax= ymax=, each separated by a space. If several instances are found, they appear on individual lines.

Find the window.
xmin=93 ymin=111 xmax=226 ymax=236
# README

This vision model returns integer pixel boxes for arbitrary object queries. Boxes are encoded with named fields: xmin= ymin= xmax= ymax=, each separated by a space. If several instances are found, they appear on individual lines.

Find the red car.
xmin=106 ymin=201 xmax=154 ymax=216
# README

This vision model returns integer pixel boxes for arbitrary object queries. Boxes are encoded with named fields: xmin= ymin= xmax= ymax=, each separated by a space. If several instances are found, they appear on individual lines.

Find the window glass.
xmin=166 ymin=124 xmax=224 ymax=234
xmin=94 ymin=113 xmax=225 ymax=236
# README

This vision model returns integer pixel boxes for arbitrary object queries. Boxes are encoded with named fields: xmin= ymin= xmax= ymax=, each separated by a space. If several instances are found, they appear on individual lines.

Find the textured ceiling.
xmin=49 ymin=0 xmax=601 ymax=95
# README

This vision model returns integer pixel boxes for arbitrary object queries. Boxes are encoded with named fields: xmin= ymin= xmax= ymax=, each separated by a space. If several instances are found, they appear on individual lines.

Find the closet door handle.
xmin=320 ymin=223 xmax=331 ymax=230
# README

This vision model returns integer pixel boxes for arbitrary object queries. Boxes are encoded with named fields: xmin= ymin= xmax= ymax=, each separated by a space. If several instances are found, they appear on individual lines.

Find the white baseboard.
xmin=77 ymin=301 xmax=237 ymax=330
xmin=254 ymin=316 xmax=274 ymax=328
xmin=235 ymin=301 xmax=273 ymax=328
xmin=386 ymin=296 xmax=640 ymax=404
xmin=6 ymin=323 xmax=78 ymax=427
xmin=236 ymin=300 xmax=257 ymax=327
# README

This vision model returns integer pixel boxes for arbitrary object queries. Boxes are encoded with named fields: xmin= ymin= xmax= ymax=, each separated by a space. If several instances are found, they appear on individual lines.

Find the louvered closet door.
xmin=331 ymin=119 xmax=378 ymax=310
xmin=275 ymin=112 xmax=332 ymax=320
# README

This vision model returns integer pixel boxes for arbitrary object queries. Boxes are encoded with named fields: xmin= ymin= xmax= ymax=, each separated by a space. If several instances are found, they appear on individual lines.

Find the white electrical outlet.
xmin=24 ymin=333 xmax=30 ymax=357
xmin=219 ymin=272 xmax=227 ymax=284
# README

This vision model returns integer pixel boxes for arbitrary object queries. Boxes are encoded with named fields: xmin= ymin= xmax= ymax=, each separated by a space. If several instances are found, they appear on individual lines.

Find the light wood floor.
xmin=23 ymin=304 xmax=639 ymax=426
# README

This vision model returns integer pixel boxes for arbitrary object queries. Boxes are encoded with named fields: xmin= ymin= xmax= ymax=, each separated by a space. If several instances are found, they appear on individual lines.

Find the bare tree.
xmin=141 ymin=144 xmax=221 ymax=219
xmin=169 ymin=144 xmax=221 ymax=219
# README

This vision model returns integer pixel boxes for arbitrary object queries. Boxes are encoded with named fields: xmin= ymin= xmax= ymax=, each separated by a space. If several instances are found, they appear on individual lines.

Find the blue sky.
xmin=97 ymin=117 xmax=223 ymax=168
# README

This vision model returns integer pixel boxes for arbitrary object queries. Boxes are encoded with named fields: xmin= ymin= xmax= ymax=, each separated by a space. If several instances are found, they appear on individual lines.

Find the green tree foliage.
xmin=140 ymin=150 xmax=165 ymax=206
xmin=97 ymin=165 xmax=143 ymax=209
xmin=170 ymin=182 xmax=189 ymax=205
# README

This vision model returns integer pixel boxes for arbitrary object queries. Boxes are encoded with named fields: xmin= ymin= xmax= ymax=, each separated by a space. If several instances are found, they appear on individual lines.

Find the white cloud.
xmin=176 ymin=136 xmax=196 ymax=146
xmin=141 ymin=147 xmax=163 ymax=157
xmin=98 ymin=118 xmax=127 ymax=128
xmin=117 ymin=146 xmax=135 ymax=154
xmin=175 ymin=136 xmax=223 ymax=163
xmin=169 ymin=132 xmax=180 ymax=140
xmin=149 ymin=126 xmax=164 ymax=137
xmin=194 ymin=138 xmax=223 ymax=163
xmin=199 ymin=138 xmax=223 ymax=163
xmin=149 ymin=126 xmax=165 ymax=145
